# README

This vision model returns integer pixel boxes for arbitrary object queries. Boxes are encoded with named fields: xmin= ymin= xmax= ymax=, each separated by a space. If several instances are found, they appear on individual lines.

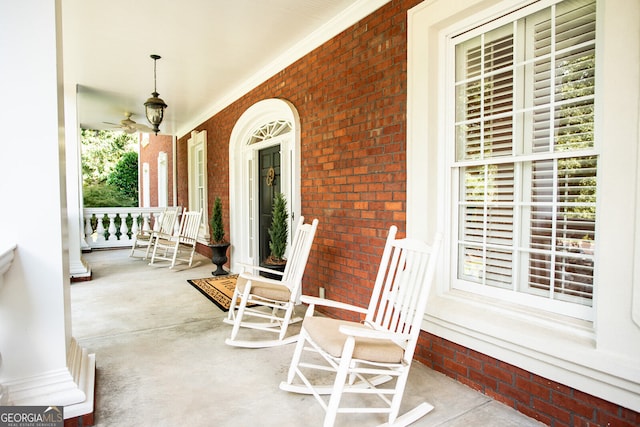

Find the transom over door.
xmin=259 ymin=145 xmax=281 ymax=262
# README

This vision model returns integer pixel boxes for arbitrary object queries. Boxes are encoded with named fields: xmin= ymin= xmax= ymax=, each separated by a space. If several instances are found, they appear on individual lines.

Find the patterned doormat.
xmin=187 ymin=275 xmax=240 ymax=312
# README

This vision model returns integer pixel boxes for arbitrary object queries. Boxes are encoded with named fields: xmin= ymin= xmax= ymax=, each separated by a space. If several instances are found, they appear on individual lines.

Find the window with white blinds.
xmin=451 ymin=0 xmax=597 ymax=319
xmin=187 ymin=130 xmax=207 ymax=240
xmin=196 ymin=147 xmax=205 ymax=213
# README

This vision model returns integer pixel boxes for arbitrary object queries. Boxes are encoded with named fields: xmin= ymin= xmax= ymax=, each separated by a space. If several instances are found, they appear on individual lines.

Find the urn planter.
xmin=210 ymin=242 xmax=230 ymax=276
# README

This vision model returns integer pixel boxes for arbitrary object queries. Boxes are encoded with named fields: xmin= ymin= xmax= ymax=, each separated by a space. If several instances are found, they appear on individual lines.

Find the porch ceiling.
xmin=61 ymin=0 xmax=386 ymax=138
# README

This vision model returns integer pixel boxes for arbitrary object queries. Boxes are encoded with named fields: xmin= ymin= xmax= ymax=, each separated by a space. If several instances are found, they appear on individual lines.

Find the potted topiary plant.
xmin=262 ymin=192 xmax=288 ymax=279
xmin=210 ymin=196 xmax=230 ymax=276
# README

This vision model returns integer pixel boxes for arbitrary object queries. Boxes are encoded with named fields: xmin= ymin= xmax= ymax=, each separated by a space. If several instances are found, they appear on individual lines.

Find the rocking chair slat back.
xmin=179 ymin=210 xmax=202 ymax=243
xmin=366 ymin=229 xmax=442 ymax=354
xmin=157 ymin=207 xmax=180 ymax=236
xmin=281 ymin=217 xmax=319 ymax=299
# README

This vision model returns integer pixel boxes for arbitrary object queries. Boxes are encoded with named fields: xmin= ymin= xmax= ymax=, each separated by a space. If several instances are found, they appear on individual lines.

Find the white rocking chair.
xmin=224 ymin=216 xmax=319 ymax=348
xmin=279 ymin=226 xmax=442 ymax=427
xmin=130 ymin=207 xmax=181 ymax=259
xmin=149 ymin=209 xmax=203 ymax=269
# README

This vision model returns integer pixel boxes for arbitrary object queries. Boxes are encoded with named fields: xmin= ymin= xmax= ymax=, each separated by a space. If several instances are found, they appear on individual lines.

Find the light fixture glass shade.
xmin=144 ymin=92 xmax=167 ymax=135
xmin=144 ymin=55 xmax=167 ymax=135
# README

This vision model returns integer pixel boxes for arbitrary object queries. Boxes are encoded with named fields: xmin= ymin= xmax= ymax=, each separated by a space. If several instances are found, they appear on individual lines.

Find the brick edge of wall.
xmin=416 ymin=332 xmax=639 ymax=427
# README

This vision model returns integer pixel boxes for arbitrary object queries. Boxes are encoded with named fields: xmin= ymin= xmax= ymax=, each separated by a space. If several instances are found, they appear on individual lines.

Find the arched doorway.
xmin=229 ymin=99 xmax=301 ymax=272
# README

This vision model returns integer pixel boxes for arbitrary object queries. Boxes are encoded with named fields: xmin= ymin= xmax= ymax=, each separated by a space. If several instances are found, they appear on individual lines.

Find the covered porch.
xmin=2 ymin=0 xmax=639 ymax=425
xmin=70 ymin=248 xmax=542 ymax=426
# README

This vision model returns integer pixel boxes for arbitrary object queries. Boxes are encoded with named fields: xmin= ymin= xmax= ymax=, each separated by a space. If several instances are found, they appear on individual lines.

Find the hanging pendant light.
xmin=144 ymin=54 xmax=167 ymax=135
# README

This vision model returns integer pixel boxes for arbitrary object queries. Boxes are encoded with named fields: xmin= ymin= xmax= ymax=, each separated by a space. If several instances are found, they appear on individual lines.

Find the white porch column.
xmin=65 ymin=82 xmax=92 ymax=280
xmin=0 ymin=0 xmax=94 ymax=418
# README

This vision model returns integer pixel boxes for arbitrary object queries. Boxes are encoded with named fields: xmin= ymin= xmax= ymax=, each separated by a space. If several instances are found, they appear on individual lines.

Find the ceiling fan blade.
xmin=103 ymin=114 xmax=151 ymax=133
xmin=121 ymin=118 xmax=136 ymax=127
xmin=133 ymin=123 xmax=154 ymax=133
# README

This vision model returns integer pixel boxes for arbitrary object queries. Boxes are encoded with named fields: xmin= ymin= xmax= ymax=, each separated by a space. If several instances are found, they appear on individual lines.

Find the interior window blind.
xmin=453 ymin=0 xmax=596 ymax=312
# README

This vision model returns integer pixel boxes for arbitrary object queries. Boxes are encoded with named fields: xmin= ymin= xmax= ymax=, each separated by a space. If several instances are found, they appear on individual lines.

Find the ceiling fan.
xmin=104 ymin=112 xmax=154 ymax=134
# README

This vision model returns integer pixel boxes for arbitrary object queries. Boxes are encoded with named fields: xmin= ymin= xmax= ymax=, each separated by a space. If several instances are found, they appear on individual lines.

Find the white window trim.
xmin=142 ymin=162 xmax=150 ymax=208
xmin=407 ymin=0 xmax=640 ymax=412
xmin=187 ymin=130 xmax=208 ymax=242
xmin=157 ymin=151 xmax=168 ymax=208
xmin=449 ymin=1 xmax=597 ymax=320
xmin=229 ymin=99 xmax=301 ymax=272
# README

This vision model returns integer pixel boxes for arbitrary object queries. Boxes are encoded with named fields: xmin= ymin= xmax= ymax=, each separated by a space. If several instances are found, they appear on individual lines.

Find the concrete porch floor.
xmin=70 ymin=248 xmax=544 ymax=427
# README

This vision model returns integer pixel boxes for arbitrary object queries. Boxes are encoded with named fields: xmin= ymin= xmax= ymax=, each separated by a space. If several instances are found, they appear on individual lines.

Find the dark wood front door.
xmin=259 ymin=145 xmax=281 ymax=262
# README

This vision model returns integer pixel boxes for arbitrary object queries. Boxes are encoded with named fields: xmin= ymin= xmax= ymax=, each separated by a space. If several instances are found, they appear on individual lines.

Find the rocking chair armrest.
xmin=338 ymin=325 xmax=410 ymax=342
xmin=236 ymin=262 xmax=285 ymax=277
xmin=300 ymin=295 xmax=368 ymax=314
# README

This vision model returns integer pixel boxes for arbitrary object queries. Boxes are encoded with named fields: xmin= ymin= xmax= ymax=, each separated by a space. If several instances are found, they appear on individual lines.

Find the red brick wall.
xmin=176 ymin=134 xmax=188 ymax=211
xmin=176 ymin=0 xmax=640 ymax=424
xmin=416 ymin=332 xmax=640 ymax=427
xmin=139 ymin=133 xmax=174 ymax=207
xmin=179 ymin=0 xmax=417 ymax=312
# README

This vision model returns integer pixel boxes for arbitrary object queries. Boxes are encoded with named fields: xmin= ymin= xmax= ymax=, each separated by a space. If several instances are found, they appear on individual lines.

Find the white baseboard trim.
xmin=3 ymin=338 xmax=96 ymax=420
xmin=69 ymin=258 xmax=91 ymax=278
xmin=64 ymin=353 xmax=95 ymax=419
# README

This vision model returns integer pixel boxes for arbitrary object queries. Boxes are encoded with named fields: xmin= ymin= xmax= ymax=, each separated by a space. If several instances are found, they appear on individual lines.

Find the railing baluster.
xmin=82 ymin=207 xmax=175 ymax=249
xmin=151 ymin=211 xmax=162 ymax=231
xmin=84 ymin=214 xmax=94 ymax=242
xmin=95 ymin=214 xmax=106 ymax=244
xmin=119 ymin=212 xmax=130 ymax=241
xmin=131 ymin=213 xmax=140 ymax=236
xmin=107 ymin=214 xmax=117 ymax=241
xmin=142 ymin=213 xmax=151 ymax=233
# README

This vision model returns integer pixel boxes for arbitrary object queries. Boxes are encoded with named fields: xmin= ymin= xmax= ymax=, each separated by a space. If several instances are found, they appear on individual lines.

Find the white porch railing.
xmin=83 ymin=207 xmax=168 ymax=249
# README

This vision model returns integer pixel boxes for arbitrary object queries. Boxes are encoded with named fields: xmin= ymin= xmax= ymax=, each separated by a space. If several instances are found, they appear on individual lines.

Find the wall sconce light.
xmin=144 ymin=54 xmax=167 ymax=135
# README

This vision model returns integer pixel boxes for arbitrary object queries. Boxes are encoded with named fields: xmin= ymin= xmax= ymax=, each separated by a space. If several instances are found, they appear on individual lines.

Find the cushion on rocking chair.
xmin=303 ymin=317 xmax=405 ymax=364
xmin=154 ymin=236 xmax=174 ymax=246
xmin=236 ymin=276 xmax=292 ymax=302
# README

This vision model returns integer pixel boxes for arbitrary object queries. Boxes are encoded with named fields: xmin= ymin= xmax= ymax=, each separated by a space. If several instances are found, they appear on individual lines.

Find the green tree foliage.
xmin=81 ymin=129 xmax=139 ymax=207
xmin=268 ymin=193 xmax=289 ymax=261
xmin=107 ymin=151 xmax=139 ymax=200
xmin=556 ymin=53 xmax=596 ymax=220
xmin=83 ymin=184 xmax=137 ymax=207
xmin=81 ymin=129 xmax=137 ymax=185
xmin=210 ymin=196 xmax=226 ymax=243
